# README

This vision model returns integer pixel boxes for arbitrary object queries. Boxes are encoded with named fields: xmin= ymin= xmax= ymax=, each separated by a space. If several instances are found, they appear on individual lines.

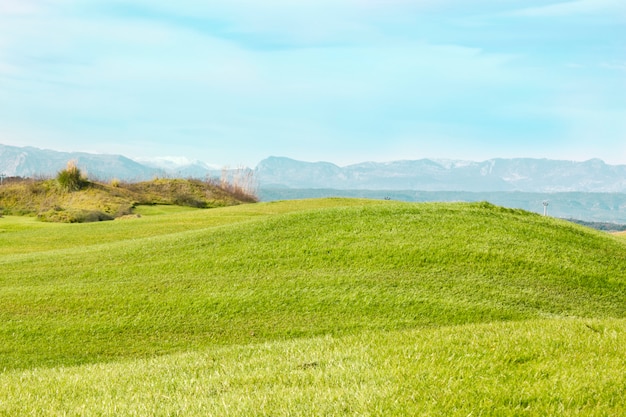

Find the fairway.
xmin=1 ymin=199 xmax=625 ymax=415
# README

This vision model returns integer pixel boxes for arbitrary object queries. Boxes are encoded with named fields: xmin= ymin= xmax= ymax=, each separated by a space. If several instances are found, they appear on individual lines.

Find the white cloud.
xmin=0 ymin=0 xmax=42 ymax=15
xmin=82 ymin=0 xmax=510 ymax=49
xmin=601 ymin=62 xmax=626 ymax=71
xmin=511 ymin=0 xmax=626 ymax=17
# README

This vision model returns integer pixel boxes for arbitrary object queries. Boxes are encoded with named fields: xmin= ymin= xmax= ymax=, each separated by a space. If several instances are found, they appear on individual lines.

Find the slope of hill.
xmin=260 ymin=188 xmax=626 ymax=224
xmin=0 ymin=177 xmax=256 ymax=222
xmin=1 ymin=199 xmax=625 ymax=414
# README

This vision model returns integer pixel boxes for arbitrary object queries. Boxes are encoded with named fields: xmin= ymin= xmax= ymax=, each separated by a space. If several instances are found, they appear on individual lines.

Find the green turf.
xmin=1 ymin=198 xmax=625 ymax=415
xmin=2 ymin=319 xmax=624 ymax=416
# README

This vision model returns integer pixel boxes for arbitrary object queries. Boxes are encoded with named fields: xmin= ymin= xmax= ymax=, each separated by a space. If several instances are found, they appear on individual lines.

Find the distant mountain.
xmin=133 ymin=156 xmax=221 ymax=179
xmin=3 ymin=144 xmax=626 ymax=194
xmin=255 ymin=156 xmax=626 ymax=193
xmin=0 ymin=144 xmax=159 ymax=180
xmin=0 ymin=144 xmax=223 ymax=181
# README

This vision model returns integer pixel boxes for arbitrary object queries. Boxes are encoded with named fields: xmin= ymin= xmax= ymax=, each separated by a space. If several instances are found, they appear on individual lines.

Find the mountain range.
xmin=256 ymin=156 xmax=626 ymax=193
xmin=2 ymin=145 xmax=626 ymax=193
xmin=0 ymin=144 xmax=220 ymax=181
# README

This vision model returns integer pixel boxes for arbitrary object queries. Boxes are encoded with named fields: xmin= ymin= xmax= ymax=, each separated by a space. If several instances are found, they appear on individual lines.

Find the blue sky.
xmin=1 ymin=0 xmax=625 ymax=167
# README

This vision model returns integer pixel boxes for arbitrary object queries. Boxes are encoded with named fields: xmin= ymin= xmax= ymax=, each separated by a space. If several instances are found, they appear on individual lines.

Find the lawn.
xmin=1 ymin=199 xmax=624 ymax=415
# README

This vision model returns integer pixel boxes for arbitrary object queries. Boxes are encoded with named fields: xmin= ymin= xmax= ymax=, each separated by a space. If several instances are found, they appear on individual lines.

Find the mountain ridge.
xmin=2 ymin=144 xmax=626 ymax=193
xmin=0 ymin=144 xmax=157 ymax=180
xmin=256 ymin=156 xmax=626 ymax=193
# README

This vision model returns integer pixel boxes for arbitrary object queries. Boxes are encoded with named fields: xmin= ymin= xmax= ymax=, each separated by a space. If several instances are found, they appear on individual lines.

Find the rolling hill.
xmin=0 ymin=177 xmax=256 ymax=222
xmin=1 ymin=199 xmax=625 ymax=415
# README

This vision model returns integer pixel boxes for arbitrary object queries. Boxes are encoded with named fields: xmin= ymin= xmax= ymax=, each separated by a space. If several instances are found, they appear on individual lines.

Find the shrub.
xmin=57 ymin=160 xmax=86 ymax=192
xmin=37 ymin=208 xmax=113 ymax=223
xmin=173 ymin=193 xmax=208 ymax=208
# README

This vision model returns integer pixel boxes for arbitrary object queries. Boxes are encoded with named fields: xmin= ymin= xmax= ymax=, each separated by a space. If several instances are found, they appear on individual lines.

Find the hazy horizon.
xmin=3 ymin=142 xmax=626 ymax=171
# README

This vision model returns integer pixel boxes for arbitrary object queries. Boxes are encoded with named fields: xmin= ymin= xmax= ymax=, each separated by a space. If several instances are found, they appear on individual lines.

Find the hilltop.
xmin=1 ymin=199 xmax=625 ymax=414
xmin=0 ymin=176 xmax=257 ymax=222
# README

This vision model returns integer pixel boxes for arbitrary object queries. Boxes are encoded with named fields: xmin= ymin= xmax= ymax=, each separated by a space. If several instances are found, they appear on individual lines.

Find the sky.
xmin=0 ymin=0 xmax=625 ymax=167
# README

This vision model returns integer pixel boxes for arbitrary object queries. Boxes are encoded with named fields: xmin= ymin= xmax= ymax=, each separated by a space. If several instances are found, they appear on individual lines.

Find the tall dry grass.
xmin=210 ymin=166 xmax=258 ymax=202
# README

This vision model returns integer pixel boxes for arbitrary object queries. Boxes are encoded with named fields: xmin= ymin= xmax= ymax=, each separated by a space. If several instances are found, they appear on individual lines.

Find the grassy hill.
xmin=0 ymin=176 xmax=256 ymax=222
xmin=1 ymin=199 xmax=625 ymax=415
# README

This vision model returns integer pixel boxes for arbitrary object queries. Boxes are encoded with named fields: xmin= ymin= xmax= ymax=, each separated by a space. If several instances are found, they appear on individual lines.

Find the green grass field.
xmin=1 ymin=199 xmax=625 ymax=415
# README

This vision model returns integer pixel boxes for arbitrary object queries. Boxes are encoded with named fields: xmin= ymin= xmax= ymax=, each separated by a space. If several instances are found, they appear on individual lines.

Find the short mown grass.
xmin=1 ymin=198 xmax=625 ymax=415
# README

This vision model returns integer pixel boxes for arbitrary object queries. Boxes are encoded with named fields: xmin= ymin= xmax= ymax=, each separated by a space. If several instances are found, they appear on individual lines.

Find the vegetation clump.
xmin=0 ymin=162 xmax=258 ymax=222
xmin=37 ymin=207 xmax=114 ymax=223
xmin=56 ymin=160 xmax=86 ymax=192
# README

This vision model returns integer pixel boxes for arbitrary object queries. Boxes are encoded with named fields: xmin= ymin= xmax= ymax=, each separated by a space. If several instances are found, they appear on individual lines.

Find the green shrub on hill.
xmin=37 ymin=207 xmax=114 ymax=223
xmin=0 ymin=175 xmax=256 ymax=222
xmin=56 ymin=160 xmax=86 ymax=192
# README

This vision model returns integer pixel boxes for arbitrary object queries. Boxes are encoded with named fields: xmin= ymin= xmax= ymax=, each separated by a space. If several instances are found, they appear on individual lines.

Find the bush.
xmin=57 ymin=160 xmax=86 ymax=192
xmin=37 ymin=208 xmax=113 ymax=223
xmin=173 ymin=192 xmax=208 ymax=208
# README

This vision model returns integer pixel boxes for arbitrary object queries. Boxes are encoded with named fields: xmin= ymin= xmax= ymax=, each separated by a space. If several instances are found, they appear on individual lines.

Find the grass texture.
xmin=1 ymin=198 xmax=625 ymax=415
xmin=1 ymin=319 xmax=624 ymax=416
